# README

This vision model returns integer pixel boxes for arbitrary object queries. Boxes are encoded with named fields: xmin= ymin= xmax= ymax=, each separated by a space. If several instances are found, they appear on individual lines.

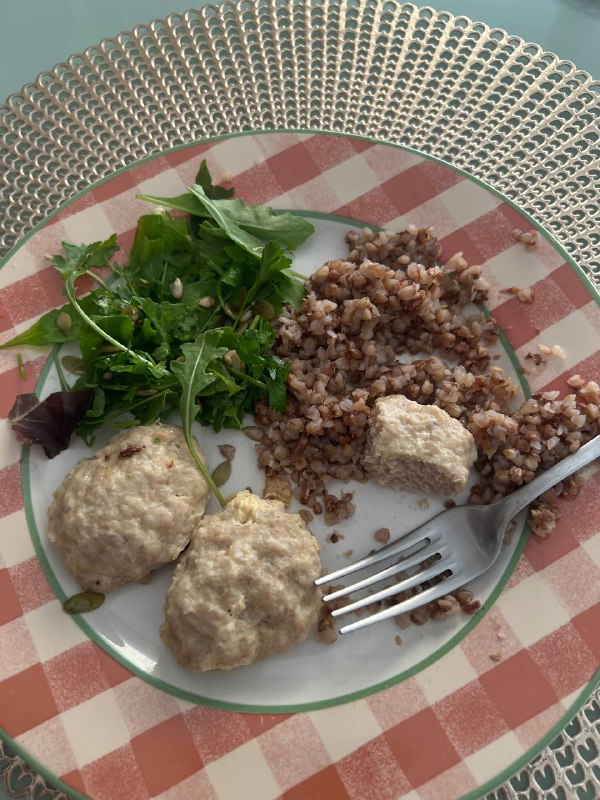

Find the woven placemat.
xmin=0 ymin=3 xmax=598 ymax=798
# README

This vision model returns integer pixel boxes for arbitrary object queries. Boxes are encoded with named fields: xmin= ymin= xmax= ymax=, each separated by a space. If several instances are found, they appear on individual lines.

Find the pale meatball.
xmin=363 ymin=395 xmax=477 ymax=496
xmin=46 ymin=424 xmax=210 ymax=592
xmin=161 ymin=491 xmax=322 ymax=672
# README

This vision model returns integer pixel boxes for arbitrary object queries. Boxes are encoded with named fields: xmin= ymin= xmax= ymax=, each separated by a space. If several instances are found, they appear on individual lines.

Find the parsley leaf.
xmin=52 ymin=236 xmax=120 ymax=278
xmin=244 ymin=241 xmax=306 ymax=313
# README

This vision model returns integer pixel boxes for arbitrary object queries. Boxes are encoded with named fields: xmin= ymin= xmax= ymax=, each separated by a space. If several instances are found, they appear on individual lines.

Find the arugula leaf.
xmin=170 ymin=330 xmax=228 ymax=403
xmin=136 ymin=192 xmax=207 ymax=218
xmin=170 ymin=330 xmax=229 ymax=502
xmin=188 ymin=185 xmax=315 ymax=254
xmin=187 ymin=186 xmax=265 ymax=258
xmin=140 ymin=186 xmax=314 ymax=255
xmin=228 ymin=207 xmax=314 ymax=251
xmin=211 ymin=193 xmax=314 ymax=250
xmin=135 ymin=159 xmax=234 ymax=217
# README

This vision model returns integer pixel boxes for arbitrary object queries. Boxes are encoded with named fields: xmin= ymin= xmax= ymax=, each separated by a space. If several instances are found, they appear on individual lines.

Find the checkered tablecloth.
xmin=0 ymin=132 xmax=598 ymax=800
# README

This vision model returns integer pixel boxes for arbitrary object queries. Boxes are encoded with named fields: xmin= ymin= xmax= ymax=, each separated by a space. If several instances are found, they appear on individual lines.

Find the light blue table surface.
xmin=0 ymin=2 xmax=598 ymax=800
xmin=0 ymin=0 xmax=599 ymax=104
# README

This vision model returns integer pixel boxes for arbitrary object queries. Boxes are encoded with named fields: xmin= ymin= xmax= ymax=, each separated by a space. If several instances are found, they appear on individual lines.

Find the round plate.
xmin=1 ymin=130 xmax=599 ymax=800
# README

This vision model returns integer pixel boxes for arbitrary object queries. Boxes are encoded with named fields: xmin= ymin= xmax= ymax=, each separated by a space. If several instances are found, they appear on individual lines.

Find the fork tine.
xmin=338 ymin=572 xmax=468 ymax=634
xmin=315 ymin=514 xmax=443 ymax=587
xmin=322 ymin=540 xmax=444 ymax=604
xmin=330 ymin=558 xmax=448 ymax=618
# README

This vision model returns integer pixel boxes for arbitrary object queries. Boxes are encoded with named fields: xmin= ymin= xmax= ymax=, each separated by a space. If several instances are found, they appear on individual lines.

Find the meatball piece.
xmin=363 ymin=395 xmax=477 ymax=496
xmin=46 ymin=424 xmax=210 ymax=592
xmin=161 ymin=491 xmax=322 ymax=672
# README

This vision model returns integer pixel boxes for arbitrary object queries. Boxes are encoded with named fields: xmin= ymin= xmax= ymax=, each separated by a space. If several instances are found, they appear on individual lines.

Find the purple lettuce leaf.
xmin=8 ymin=390 xmax=94 ymax=458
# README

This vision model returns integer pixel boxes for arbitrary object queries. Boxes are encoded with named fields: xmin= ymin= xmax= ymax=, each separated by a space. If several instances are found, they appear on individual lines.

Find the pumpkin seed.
xmin=211 ymin=460 xmax=232 ymax=486
xmin=252 ymin=300 xmax=276 ymax=320
xmin=16 ymin=353 xmax=26 ymax=380
xmin=61 ymin=355 xmax=85 ymax=374
xmin=218 ymin=444 xmax=236 ymax=460
xmin=243 ymin=425 xmax=265 ymax=442
xmin=63 ymin=591 xmax=105 ymax=614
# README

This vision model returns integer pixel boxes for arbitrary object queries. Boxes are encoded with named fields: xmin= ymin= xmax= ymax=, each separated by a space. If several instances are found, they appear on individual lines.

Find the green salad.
xmin=2 ymin=161 xmax=314 ymax=502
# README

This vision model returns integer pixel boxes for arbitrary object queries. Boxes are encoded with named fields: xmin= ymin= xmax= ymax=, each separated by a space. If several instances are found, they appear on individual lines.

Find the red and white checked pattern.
xmin=0 ymin=133 xmax=598 ymax=800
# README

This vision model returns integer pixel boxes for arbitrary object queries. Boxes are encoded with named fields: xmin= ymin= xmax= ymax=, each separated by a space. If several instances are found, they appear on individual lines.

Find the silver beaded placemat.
xmin=0 ymin=2 xmax=598 ymax=798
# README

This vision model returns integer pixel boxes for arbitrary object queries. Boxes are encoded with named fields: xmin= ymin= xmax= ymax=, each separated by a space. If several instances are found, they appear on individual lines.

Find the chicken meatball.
xmin=161 ymin=491 xmax=322 ymax=672
xmin=363 ymin=395 xmax=477 ymax=496
xmin=46 ymin=424 xmax=210 ymax=592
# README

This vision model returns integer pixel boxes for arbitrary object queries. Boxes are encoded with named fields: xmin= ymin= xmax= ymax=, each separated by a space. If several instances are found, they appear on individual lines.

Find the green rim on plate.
xmin=1 ymin=0 xmax=598 ymax=793
xmin=1 ymin=129 xmax=598 ymax=800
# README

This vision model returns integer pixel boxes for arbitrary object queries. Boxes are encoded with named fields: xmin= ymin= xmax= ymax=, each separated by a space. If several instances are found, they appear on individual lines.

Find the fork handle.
xmin=494 ymin=433 xmax=600 ymax=526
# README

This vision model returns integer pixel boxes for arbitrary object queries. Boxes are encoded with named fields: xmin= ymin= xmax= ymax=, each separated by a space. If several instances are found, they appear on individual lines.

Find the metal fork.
xmin=316 ymin=434 xmax=600 ymax=634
